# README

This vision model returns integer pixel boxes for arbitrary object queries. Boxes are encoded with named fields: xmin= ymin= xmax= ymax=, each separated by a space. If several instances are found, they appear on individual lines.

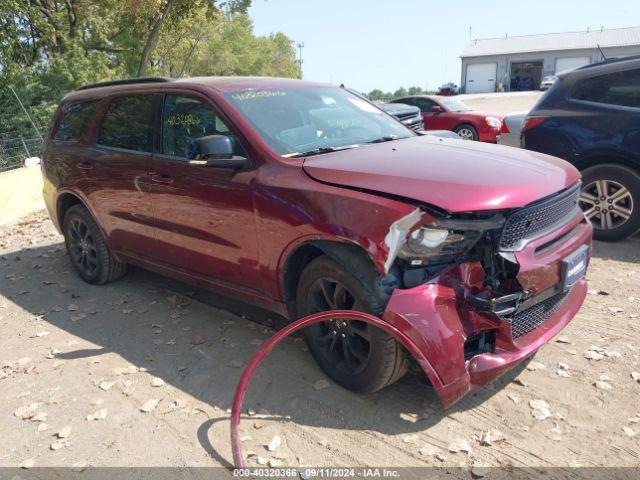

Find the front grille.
xmin=407 ymin=120 xmax=423 ymax=131
xmin=396 ymin=112 xmax=417 ymax=121
xmin=508 ymin=290 xmax=569 ymax=339
xmin=499 ymin=183 xmax=581 ymax=250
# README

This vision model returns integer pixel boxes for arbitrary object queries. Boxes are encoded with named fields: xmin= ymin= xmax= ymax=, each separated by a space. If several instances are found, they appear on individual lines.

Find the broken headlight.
xmin=398 ymin=225 xmax=481 ymax=264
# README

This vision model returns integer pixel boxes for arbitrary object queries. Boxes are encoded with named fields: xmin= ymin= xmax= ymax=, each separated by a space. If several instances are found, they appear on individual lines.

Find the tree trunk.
xmin=137 ymin=0 xmax=175 ymax=77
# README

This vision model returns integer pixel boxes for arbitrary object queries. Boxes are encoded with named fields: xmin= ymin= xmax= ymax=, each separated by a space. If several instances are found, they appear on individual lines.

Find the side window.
xmin=98 ymin=95 xmax=156 ymax=152
xmin=54 ymin=101 xmax=98 ymax=141
xmin=161 ymin=95 xmax=244 ymax=158
xmin=415 ymin=98 xmax=437 ymax=112
xmin=572 ymin=68 xmax=640 ymax=108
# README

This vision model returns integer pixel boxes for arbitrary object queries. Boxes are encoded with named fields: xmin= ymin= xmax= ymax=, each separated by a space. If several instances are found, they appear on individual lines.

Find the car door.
xmin=83 ymin=94 xmax=158 ymax=257
xmin=148 ymin=93 xmax=261 ymax=292
xmin=415 ymin=97 xmax=441 ymax=130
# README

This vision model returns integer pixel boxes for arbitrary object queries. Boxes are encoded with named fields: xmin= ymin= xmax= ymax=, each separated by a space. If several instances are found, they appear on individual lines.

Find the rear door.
xmin=569 ymin=67 xmax=640 ymax=159
xmin=84 ymin=94 xmax=159 ymax=257
xmin=148 ymin=93 xmax=261 ymax=291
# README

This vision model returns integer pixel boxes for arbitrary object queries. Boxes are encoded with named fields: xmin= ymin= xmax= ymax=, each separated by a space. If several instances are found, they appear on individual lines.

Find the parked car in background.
xmin=497 ymin=111 xmax=528 ymax=148
xmin=540 ymin=75 xmax=558 ymax=91
xmin=522 ymin=55 xmax=640 ymax=241
xmin=375 ymin=102 xmax=423 ymax=131
xmin=393 ymin=95 xmax=504 ymax=142
xmin=437 ymin=82 xmax=459 ymax=96
xmin=42 ymin=76 xmax=591 ymax=406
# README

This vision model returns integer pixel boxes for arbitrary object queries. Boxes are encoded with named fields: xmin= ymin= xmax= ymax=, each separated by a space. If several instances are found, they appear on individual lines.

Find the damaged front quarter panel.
xmin=383 ymin=208 xmax=425 ymax=274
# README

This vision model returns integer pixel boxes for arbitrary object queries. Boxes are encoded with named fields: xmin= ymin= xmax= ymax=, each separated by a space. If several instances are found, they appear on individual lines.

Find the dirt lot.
xmin=1 ymin=210 xmax=640 ymax=471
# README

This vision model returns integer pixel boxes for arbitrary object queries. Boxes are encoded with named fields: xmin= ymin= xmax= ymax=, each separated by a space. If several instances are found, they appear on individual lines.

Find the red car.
xmin=42 ymin=77 xmax=591 ymax=407
xmin=393 ymin=95 xmax=504 ymax=142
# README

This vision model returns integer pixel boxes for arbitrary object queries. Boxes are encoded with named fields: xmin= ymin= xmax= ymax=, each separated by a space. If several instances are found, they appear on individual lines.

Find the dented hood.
xmin=302 ymin=136 xmax=581 ymax=212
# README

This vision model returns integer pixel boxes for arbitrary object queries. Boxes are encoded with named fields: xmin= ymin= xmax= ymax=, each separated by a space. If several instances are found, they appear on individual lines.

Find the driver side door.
xmin=415 ymin=98 xmax=442 ymax=130
xmin=148 ymin=93 xmax=261 ymax=292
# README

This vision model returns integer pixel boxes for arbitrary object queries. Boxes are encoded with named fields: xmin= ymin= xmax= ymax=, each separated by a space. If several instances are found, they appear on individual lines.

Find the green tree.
xmin=407 ymin=86 xmax=425 ymax=95
xmin=392 ymin=87 xmax=408 ymax=99
xmin=0 ymin=0 xmax=297 ymax=149
xmin=367 ymin=89 xmax=386 ymax=101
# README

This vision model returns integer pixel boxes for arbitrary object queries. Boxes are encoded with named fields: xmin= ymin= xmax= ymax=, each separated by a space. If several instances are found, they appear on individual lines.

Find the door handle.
xmin=77 ymin=161 xmax=93 ymax=170
xmin=150 ymin=173 xmax=174 ymax=184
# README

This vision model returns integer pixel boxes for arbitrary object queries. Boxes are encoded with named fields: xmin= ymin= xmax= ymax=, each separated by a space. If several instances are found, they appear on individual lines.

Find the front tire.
xmin=296 ymin=256 xmax=407 ymax=393
xmin=579 ymin=164 xmax=640 ymax=241
xmin=63 ymin=204 xmax=127 ymax=284
xmin=454 ymin=124 xmax=478 ymax=141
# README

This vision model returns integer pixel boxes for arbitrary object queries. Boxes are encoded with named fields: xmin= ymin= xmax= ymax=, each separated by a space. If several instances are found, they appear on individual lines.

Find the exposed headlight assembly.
xmin=395 ymin=215 xmax=505 ymax=265
xmin=398 ymin=225 xmax=481 ymax=263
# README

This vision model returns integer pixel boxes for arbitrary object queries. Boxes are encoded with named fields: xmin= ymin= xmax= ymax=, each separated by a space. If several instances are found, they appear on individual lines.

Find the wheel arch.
xmin=56 ymin=190 xmax=116 ymax=258
xmin=56 ymin=191 xmax=85 ymax=228
xmin=574 ymin=152 xmax=640 ymax=173
xmin=280 ymin=238 xmax=395 ymax=319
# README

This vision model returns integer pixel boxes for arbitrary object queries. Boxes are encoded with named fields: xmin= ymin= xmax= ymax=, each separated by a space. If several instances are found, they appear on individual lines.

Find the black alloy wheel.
xmin=306 ymin=277 xmax=372 ymax=376
xmin=67 ymin=216 xmax=99 ymax=278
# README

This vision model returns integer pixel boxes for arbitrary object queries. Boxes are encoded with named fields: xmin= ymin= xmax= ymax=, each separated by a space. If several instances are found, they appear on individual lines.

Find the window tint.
xmin=572 ymin=68 xmax=640 ymax=108
xmin=54 ymin=101 xmax=98 ymax=141
xmin=394 ymin=98 xmax=415 ymax=106
xmin=98 ymin=95 xmax=156 ymax=152
xmin=415 ymin=98 xmax=437 ymax=112
xmin=162 ymin=95 xmax=244 ymax=158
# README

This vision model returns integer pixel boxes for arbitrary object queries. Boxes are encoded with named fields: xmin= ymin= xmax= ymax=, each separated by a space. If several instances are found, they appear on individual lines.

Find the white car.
xmin=496 ymin=111 xmax=528 ymax=148
xmin=540 ymin=75 xmax=558 ymax=91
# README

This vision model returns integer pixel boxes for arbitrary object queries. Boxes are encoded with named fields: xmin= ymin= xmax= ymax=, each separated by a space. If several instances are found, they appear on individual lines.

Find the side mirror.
xmin=431 ymin=105 xmax=444 ymax=113
xmin=188 ymin=135 xmax=247 ymax=169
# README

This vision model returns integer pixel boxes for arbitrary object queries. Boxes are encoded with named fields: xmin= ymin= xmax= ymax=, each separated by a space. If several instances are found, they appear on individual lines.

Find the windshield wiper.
xmin=286 ymin=144 xmax=359 ymax=158
xmin=366 ymin=135 xmax=398 ymax=144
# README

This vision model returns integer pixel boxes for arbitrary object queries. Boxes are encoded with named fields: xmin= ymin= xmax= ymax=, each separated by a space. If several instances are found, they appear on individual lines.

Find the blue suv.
xmin=522 ymin=56 xmax=640 ymax=241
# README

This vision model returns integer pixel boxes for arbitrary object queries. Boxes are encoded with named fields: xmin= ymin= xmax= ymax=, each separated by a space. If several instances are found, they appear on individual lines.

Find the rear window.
xmin=54 ymin=101 xmax=98 ymax=141
xmin=98 ymin=95 xmax=156 ymax=152
xmin=571 ymin=68 xmax=640 ymax=109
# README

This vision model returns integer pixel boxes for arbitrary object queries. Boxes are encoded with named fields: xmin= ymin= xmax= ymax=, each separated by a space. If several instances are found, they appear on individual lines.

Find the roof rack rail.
xmin=77 ymin=77 xmax=174 ymax=91
xmin=577 ymin=54 xmax=640 ymax=71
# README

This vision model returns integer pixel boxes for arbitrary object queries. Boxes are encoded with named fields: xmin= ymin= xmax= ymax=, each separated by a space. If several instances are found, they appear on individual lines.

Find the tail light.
xmin=522 ymin=116 xmax=547 ymax=133
xmin=500 ymin=122 xmax=510 ymax=134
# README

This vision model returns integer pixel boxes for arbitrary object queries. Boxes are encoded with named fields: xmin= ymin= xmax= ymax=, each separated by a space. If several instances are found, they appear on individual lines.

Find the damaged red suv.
xmin=42 ymin=77 xmax=592 ymax=407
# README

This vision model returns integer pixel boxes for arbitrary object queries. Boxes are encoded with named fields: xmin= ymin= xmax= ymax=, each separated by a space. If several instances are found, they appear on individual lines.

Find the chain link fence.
xmin=0 ymin=101 xmax=49 ymax=172
xmin=0 ymin=134 xmax=45 ymax=172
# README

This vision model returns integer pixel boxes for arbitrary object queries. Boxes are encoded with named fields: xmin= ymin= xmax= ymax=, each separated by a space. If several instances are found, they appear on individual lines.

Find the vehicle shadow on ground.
xmin=1 ymin=241 xmax=527 ymax=464
xmin=591 ymin=236 xmax=640 ymax=264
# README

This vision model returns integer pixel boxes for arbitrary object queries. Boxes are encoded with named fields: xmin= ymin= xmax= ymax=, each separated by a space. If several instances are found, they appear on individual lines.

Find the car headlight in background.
xmin=484 ymin=116 xmax=502 ymax=128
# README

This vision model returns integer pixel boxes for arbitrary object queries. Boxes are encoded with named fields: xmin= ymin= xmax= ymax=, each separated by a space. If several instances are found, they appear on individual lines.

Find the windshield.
xmin=440 ymin=98 xmax=472 ymax=112
xmin=222 ymin=87 xmax=415 ymax=156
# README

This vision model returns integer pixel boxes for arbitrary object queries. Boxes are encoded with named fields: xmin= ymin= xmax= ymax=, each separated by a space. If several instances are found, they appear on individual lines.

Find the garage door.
xmin=465 ymin=63 xmax=497 ymax=94
xmin=555 ymin=56 xmax=590 ymax=74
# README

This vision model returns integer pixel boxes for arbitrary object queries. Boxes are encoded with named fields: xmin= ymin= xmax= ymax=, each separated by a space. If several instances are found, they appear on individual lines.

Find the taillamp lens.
xmin=522 ymin=116 xmax=546 ymax=133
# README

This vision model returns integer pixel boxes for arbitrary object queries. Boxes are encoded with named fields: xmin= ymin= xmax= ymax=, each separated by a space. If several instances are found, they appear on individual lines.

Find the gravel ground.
xmin=1 ymin=211 xmax=640 ymax=470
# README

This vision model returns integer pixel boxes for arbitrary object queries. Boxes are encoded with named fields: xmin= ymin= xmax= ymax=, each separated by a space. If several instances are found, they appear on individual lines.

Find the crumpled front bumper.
xmin=380 ymin=216 xmax=592 ymax=408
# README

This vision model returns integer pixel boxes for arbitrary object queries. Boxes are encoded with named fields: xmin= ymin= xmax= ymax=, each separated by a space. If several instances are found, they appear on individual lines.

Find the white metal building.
xmin=460 ymin=26 xmax=640 ymax=93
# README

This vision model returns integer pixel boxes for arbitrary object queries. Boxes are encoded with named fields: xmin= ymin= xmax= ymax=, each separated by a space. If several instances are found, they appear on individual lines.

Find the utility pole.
xmin=297 ymin=42 xmax=304 ymax=79
xmin=10 ymin=87 xmax=43 ymax=141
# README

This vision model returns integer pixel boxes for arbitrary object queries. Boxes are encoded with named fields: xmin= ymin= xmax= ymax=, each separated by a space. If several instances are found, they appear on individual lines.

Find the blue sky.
xmin=249 ymin=0 xmax=637 ymax=93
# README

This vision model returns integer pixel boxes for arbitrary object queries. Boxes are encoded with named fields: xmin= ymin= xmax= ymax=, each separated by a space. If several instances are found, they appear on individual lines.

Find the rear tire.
xmin=579 ymin=164 xmax=640 ymax=241
xmin=63 ymin=204 xmax=127 ymax=284
xmin=296 ymin=256 xmax=407 ymax=393
xmin=454 ymin=124 xmax=478 ymax=141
